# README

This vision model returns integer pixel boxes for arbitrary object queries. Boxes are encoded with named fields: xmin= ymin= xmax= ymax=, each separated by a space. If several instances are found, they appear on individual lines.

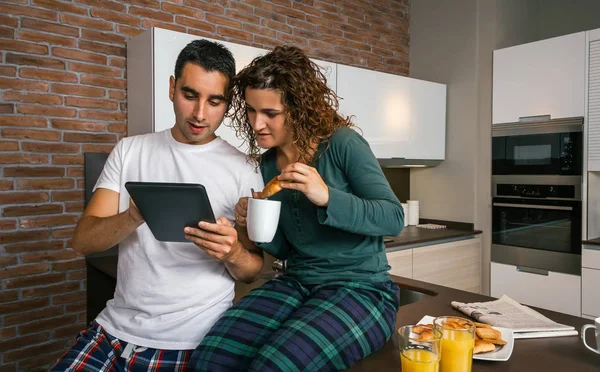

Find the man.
xmin=52 ymin=39 xmax=264 ymax=371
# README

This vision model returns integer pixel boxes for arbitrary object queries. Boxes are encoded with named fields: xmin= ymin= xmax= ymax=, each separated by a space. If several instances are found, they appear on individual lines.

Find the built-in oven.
xmin=491 ymin=176 xmax=582 ymax=275
xmin=492 ymin=117 xmax=583 ymax=176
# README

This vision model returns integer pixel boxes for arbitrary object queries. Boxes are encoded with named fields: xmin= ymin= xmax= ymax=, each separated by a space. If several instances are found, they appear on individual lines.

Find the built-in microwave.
xmin=492 ymin=117 xmax=583 ymax=176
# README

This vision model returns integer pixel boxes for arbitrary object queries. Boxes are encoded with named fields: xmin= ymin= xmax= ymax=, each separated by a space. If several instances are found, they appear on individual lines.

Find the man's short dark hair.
xmin=174 ymin=39 xmax=236 ymax=82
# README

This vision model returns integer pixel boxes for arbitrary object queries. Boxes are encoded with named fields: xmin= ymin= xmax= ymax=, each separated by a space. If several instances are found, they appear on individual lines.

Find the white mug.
xmin=246 ymin=198 xmax=281 ymax=243
xmin=581 ymin=317 xmax=600 ymax=354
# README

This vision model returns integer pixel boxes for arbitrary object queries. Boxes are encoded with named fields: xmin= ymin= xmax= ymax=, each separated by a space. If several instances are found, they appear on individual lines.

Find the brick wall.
xmin=0 ymin=0 xmax=410 ymax=370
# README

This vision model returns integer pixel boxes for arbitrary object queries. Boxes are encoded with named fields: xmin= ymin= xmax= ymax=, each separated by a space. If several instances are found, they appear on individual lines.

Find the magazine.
xmin=451 ymin=295 xmax=578 ymax=339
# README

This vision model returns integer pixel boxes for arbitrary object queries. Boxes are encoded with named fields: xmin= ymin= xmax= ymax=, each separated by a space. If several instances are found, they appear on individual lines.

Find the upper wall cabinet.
xmin=492 ymin=32 xmax=586 ymax=125
xmin=127 ymin=28 xmax=336 ymax=153
xmin=337 ymin=64 xmax=447 ymax=161
xmin=589 ymin=28 xmax=600 ymax=172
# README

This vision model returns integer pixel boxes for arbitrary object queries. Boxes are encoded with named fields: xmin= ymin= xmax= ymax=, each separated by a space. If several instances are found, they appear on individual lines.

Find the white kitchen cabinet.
xmin=386 ymin=248 xmax=412 ymax=278
xmin=491 ymin=262 xmax=581 ymax=317
xmin=582 ymin=267 xmax=600 ymax=318
xmin=336 ymin=64 xmax=446 ymax=161
xmin=412 ymin=236 xmax=481 ymax=293
xmin=127 ymin=27 xmax=336 ymax=153
xmin=588 ymin=28 xmax=600 ymax=171
xmin=583 ymin=246 xmax=600 ymax=270
xmin=492 ymin=32 xmax=586 ymax=124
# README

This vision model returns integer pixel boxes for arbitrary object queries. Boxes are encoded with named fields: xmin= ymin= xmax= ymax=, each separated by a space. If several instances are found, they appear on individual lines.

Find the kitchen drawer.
xmin=582 ymin=247 xmax=600 ymax=270
xmin=582 ymin=268 xmax=600 ymax=318
xmin=491 ymin=262 xmax=581 ymax=316
xmin=386 ymin=249 xmax=412 ymax=278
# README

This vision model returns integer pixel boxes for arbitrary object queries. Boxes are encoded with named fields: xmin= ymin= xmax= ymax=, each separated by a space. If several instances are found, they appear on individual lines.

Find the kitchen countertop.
xmin=385 ymin=225 xmax=482 ymax=251
xmin=347 ymin=275 xmax=599 ymax=371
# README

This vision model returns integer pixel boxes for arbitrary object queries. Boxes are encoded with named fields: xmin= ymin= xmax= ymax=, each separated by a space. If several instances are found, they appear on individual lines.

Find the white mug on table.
xmin=581 ymin=316 xmax=600 ymax=354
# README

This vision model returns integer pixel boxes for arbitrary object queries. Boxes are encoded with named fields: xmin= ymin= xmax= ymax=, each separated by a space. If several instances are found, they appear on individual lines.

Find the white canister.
xmin=401 ymin=203 xmax=409 ymax=227
xmin=407 ymin=200 xmax=420 ymax=226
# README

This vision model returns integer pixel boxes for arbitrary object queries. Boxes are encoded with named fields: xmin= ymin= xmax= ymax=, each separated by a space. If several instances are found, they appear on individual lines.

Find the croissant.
xmin=261 ymin=176 xmax=283 ymax=198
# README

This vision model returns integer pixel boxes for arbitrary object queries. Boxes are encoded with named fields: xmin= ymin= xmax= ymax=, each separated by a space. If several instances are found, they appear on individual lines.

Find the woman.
xmin=190 ymin=45 xmax=405 ymax=371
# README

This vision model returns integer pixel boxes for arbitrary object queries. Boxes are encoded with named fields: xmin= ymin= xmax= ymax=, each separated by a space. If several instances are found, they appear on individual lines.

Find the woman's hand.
xmin=279 ymin=162 xmax=329 ymax=207
xmin=233 ymin=192 xmax=262 ymax=227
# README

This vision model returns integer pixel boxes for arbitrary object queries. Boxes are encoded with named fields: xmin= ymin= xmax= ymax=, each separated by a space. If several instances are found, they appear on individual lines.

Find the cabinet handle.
xmin=516 ymin=266 xmax=549 ymax=276
xmin=518 ymin=115 xmax=551 ymax=122
xmin=492 ymin=202 xmax=573 ymax=211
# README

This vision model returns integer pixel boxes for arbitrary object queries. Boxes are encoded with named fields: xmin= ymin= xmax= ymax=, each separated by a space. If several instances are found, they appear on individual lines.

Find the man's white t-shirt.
xmin=93 ymin=129 xmax=264 ymax=350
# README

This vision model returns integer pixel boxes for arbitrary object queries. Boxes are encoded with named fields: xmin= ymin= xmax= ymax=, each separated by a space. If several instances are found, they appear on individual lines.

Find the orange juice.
xmin=401 ymin=349 xmax=440 ymax=372
xmin=439 ymin=328 xmax=474 ymax=372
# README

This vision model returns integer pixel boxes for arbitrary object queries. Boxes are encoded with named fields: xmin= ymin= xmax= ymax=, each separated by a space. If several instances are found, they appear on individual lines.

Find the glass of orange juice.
xmin=433 ymin=316 xmax=476 ymax=372
xmin=398 ymin=325 xmax=442 ymax=372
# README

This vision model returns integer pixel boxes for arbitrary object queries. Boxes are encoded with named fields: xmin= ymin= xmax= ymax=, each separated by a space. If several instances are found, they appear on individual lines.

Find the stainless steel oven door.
xmin=491 ymin=198 xmax=582 ymax=275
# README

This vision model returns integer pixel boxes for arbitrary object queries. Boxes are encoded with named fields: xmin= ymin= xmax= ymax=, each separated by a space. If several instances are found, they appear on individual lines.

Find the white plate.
xmin=416 ymin=315 xmax=514 ymax=362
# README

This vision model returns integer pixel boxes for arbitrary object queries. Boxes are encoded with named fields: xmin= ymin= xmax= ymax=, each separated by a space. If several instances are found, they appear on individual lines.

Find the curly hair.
xmin=228 ymin=45 xmax=354 ymax=165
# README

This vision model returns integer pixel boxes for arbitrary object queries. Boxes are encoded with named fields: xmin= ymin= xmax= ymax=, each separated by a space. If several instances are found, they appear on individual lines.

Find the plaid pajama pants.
xmin=50 ymin=322 xmax=192 ymax=372
xmin=189 ymin=276 xmax=400 ymax=372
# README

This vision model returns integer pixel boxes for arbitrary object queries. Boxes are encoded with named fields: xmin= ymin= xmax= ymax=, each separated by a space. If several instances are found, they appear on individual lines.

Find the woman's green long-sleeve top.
xmin=258 ymin=126 xmax=405 ymax=285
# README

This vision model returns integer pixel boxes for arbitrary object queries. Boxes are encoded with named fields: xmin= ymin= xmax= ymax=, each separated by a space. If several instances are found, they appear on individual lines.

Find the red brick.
xmin=255 ymin=8 xmax=287 ymax=23
xmin=81 ymin=29 xmax=126 ymax=46
xmin=0 ymin=192 xmax=49 ymax=205
xmin=20 ymin=215 xmax=78 ymax=229
xmin=0 ymin=77 xmax=49 ymax=92
xmin=21 ymin=282 xmax=80 ymax=301
xmin=33 ymin=0 xmax=87 ymax=14
xmin=218 ymin=26 xmax=252 ymax=42
xmin=54 ymin=322 xmax=86 ymax=338
xmin=18 ymin=29 xmax=76 ymax=47
xmin=21 ymin=142 xmax=80 ymax=154
xmin=3 ymin=340 xmax=67 ymax=362
xmin=65 ymin=201 xmax=84 ymax=212
xmin=2 ymin=3 xmax=57 ymax=20
xmin=21 ymin=18 xmax=80 ymax=37
xmin=0 ymin=65 xmax=17 ymax=76
xmin=90 ymin=8 xmax=139 ymax=27
xmin=51 ymin=119 xmax=105 ymax=132
xmin=18 ymin=350 xmax=69 ymax=371
xmin=2 ymin=128 xmax=61 ymax=141
xmin=17 ymin=179 xmax=74 ymax=191
xmin=52 ymin=83 xmax=106 ymax=98
xmin=109 ymin=90 xmax=126 ymax=100
xmin=64 ymin=132 xmax=117 ymax=143
xmin=66 ymin=167 xmax=84 ymax=177
xmin=116 ymin=24 xmax=144 ymax=37
xmin=0 ymin=103 xmax=14 ymax=114
xmin=277 ymin=32 xmax=306 ymax=46
xmin=207 ymin=14 xmax=242 ymax=29
xmin=129 ymin=6 xmax=173 ymax=22
xmin=174 ymin=16 xmax=215 ymax=33
xmin=0 ymin=290 xmax=19 ymax=303
xmin=0 ymin=220 xmax=17 ymax=230
xmin=65 ymin=97 xmax=118 ymax=110
xmin=79 ymin=110 xmax=126 ymax=122
xmin=0 ymin=116 xmax=48 ymax=128
xmin=77 ymin=0 xmax=126 ymax=12
xmin=0 ymin=154 xmax=49 ymax=165
xmin=226 ymin=9 xmax=260 ymax=24
xmin=4 ymin=240 xmax=64 ymax=254
xmin=67 ymin=269 xmax=86 ymax=281
xmin=0 ymin=14 xmax=19 ymax=28
xmin=52 ymin=47 xmax=107 ymax=64
xmin=4 ymin=167 xmax=64 ymax=178
xmin=5 ymin=52 xmax=66 ymax=68
xmin=161 ymin=2 xmax=203 ymax=18
xmin=19 ymin=68 xmax=78 ymax=83
xmin=0 ymin=333 xmax=50 ymax=352
xmin=77 ymin=179 xmax=85 ymax=189
xmin=5 ymin=272 xmax=66 ymax=289
xmin=17 ymin=105 xmax=77 ymax=118
xmin=0 ymin=263 xmax=49 ymax=279
xmin=60 ymin=13 xmax=113 ymax=31
xmin=80 ymin=74 xmax=125 ymax=89
xmin=109 ymin=57 xmax=126 ymax=69
xmin=292 ymin=1 xmax=321 ymax=16
xmin=140 ymin=19 xmax=186 ymax=33
xmin=184 ymin=0 xmax=224 ymax=14
xmin=82 ymin=144 xmax=116 ymax=153
xmin=0 ymin=180 xmax=14 ymax=191
xmin=3 ymin=92 xmax=62 ymax=105
xmin=51 ymin=227 xmax=76 ymax=239
xmin=53 ymin=291 xmax=85 ymax=305
xmin=3 ymin=204 xmax=63 ymax=217
xmin=79 ymin=40 xmax=126 ymax=58
xmin=0 ymin=255 xmax=18 ymax=267
xmin=129 ymin=0 xmax=159 ymax=7
xmin=52 ymin=155 xmax=84 ymax=165
xmin=52 ymin=190 xmax=84 ymax=203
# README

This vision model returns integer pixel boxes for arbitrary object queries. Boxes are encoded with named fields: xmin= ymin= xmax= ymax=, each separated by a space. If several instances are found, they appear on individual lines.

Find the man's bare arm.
xmin=71 ymin=188 xmax=143 ymax=255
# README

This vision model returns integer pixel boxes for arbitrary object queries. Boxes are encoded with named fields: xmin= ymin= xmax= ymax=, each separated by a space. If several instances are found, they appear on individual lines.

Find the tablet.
xmin=124 ymin=182 xmax=216 ymax=243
